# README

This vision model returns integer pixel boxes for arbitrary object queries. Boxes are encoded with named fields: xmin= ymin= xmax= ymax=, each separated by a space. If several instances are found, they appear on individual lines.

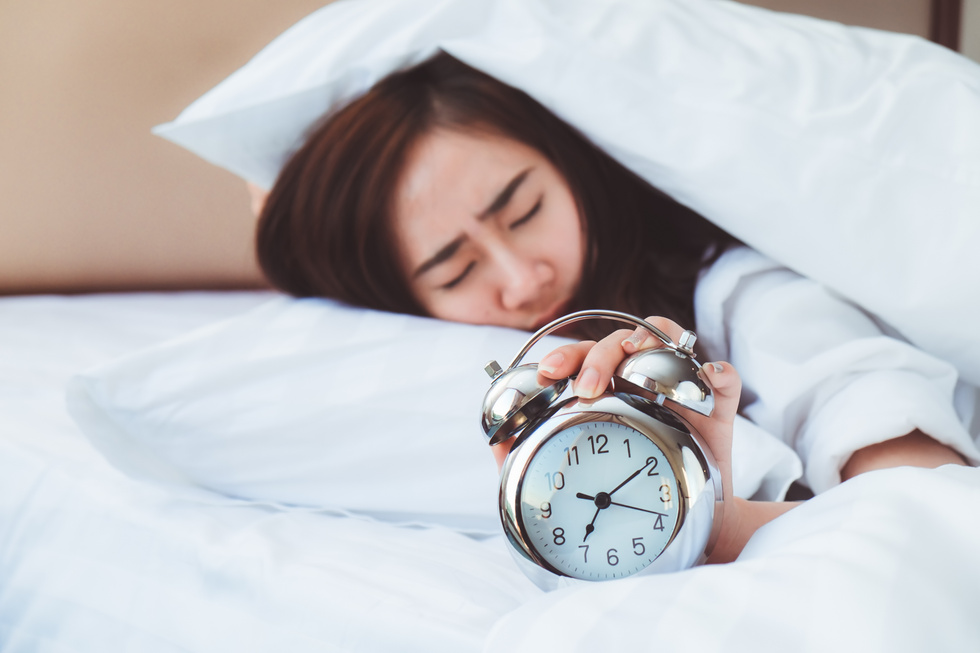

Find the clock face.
xmin=517 ymin=420 xmax=680 ymax=580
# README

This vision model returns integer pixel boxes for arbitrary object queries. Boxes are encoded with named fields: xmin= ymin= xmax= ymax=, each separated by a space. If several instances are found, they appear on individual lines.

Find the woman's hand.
xmin=538 ymin=317 xmax=735 ymax=501
xmin=492 ymin=317 xmax=736 ymax=480
xmin=489 ymin=315 xmax=798 ymax=564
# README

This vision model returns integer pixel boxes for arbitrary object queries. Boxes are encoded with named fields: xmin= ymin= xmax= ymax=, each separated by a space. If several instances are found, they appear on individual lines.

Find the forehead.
xmin=397 ymin=129 xmax=541 ymax=215
xmin=392 ymin=128 xmax=545 ymax=253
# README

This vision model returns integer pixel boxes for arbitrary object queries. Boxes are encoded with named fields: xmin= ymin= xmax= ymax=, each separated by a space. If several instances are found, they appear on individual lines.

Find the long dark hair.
xmin=256 ymin=52 xmax=739 ymax=338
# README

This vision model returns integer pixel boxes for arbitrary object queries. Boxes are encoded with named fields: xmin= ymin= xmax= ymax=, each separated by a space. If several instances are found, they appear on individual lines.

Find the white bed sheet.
xmin=2 ymin=292 xmax=979 ymax=652
xmin=0 ymin=293 xmax=540 ymax=652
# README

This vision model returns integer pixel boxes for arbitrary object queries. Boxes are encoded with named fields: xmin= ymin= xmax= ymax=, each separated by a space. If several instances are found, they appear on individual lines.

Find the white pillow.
xmin=66 ymin=296 xmax=800 ymax=532
xmin=154 ymin=0 xmax=980 ymax=387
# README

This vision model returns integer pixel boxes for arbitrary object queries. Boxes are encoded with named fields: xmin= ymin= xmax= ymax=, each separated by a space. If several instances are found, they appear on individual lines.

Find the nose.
xmin=494 ymin=249 xmax=554 ymax=311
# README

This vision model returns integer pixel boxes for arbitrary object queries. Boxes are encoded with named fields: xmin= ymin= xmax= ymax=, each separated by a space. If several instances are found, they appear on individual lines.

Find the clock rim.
xmin=498 ymin=393 xmax=723 ymax=583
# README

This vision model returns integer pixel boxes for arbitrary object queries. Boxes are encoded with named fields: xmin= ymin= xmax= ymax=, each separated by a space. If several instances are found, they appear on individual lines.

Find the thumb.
xmin=681 ymin=360 xmax=741 ymax=499
xmin=698 ymin=361 xmax=741 ymax=426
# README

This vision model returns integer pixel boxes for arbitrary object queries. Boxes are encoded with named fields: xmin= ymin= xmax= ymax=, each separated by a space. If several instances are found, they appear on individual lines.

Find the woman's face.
xmin=392 ymin=128 xmax=586 ymax=331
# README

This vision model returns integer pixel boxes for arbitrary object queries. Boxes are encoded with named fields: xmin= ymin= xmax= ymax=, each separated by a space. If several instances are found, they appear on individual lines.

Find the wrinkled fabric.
xmin=696 ymin=247 xmax=980 ymax=491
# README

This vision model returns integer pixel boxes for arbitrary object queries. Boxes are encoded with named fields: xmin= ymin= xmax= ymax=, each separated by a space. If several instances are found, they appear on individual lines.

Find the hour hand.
xmin=578 ymin=492 xmax=612 ymax=542
xmin=583 ymin=509 xmax=600 ymax=542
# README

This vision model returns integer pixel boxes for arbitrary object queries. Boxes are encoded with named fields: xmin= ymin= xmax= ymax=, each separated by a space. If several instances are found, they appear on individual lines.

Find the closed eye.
xmin=440 ymin=261 xmax=476 ymax=290
xmin=509 ymin=197 xmax=542 ymax=230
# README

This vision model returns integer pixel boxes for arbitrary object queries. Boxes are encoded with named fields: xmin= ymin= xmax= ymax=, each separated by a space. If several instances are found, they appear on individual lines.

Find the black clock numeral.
xmin=540 ymin=502 xmax=552 ymax=519
xmin=606 ymin=549 xmax=619 ymax=566
xmin=659 ymin=480 xmax=672 ymax=502
xmin=588 ymin=434 xmax=609 ymax=455
xmin=545 ymin=472 xmax=565 ymax=490
xmin=623 ymin=438 xmax=631 ymax=458
xmin=578 ymin=545 xmax=589 ymax=563
xmin=565 ymin=445 xmax=580 ymax=466
xmin=553 ymin=528 xmax=566 ymax=545
xmin=632 ymin=537 xmax=646 ymax=556
xmin=647 ymin=456 xmax=660 ymax=476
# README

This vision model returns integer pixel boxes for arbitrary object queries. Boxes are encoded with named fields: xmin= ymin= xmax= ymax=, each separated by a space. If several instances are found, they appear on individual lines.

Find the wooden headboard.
xmin=0 ymin=0 xmax=966 ymax=294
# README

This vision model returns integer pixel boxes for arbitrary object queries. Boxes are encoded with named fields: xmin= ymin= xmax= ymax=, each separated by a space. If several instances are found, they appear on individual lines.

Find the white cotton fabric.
xmin=66 ymin=295 xmax=801 ymax=534
xmin=153 ymin=0 xmax=980 ymax=388
xmin=695 ymin=247 xmax=980 ymax=491
xmin=0 ymin=293 xmax=541 ymax=652
xmin=484 ymin=465 xmax=980 ymax=653
xmin=4 ymin=293 xmax=980 ymax=653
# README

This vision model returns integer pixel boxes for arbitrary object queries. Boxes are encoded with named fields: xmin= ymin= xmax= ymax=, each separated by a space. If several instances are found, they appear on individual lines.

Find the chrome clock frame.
xmin=498 ymin=392 xmax=724 ymax=587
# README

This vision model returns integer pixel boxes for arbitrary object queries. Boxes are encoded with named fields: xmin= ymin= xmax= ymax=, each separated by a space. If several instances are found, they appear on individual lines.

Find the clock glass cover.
xmin=517 ymin=420 xmax=680 ymax=580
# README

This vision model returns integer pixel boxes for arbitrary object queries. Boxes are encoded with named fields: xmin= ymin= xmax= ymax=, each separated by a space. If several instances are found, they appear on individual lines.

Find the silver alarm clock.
xmin=481 ymin=310 xmax=724 ymax=587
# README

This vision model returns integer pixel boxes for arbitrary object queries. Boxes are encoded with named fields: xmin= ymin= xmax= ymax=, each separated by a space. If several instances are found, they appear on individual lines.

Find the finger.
xmin=696 ymin=361 xmax=741 ymax=426
xmin=536 ymin=341 xmax=597 ymax=380
xmin=491 ymin=437 xmax=514 ymax=471
xmin=575 ymin=315 xmax=689 ymax=399
xmin=621 ymin=315 xmax=687 ymax=354
xmin=682 ymin=360 xmax=741 ymax=500
xmin=573 ymin=328 xmax=636 ymax=398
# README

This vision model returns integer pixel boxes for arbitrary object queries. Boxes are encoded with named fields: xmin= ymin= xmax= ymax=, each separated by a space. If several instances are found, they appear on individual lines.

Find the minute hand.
xmin=608 ymin=459 xmax=655 ymax=495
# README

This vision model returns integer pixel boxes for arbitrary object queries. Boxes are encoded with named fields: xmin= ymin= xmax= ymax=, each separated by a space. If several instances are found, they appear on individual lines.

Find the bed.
xmin=2 ymin=292 xmax=979 ymax=651
xmin=3 ymin=0 xmax=980 ymax=651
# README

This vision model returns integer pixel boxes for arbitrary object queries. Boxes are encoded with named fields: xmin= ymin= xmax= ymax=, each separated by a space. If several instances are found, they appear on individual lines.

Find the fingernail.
xmin=621 ymin=330 xmax=646 ymax=353
xmin=575 ymin=367 xmax=600 ymax=398
xmin=538 ymin=352 xmax=564 ymax=375
xmin=709 ymin=362 xmax=724 ymax=373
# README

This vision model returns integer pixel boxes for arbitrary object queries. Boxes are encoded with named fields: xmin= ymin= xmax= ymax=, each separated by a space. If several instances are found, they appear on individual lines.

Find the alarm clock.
xmin=481 ymin=310 xmax=724 ymax=587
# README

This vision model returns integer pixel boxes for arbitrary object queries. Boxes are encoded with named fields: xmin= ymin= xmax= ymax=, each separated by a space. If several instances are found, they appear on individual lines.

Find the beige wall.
xmin=0 ymin=0 xmax=968 ymax=294
xmin=744 ymin=0 xmax=979 ymax=61
xmin=736 ymin=0 xmax=932 ymax=37
xmin=0 ymin=0 xmax=329 ymax=294
xmin=964 ymin=0 xmax=980 ymax=61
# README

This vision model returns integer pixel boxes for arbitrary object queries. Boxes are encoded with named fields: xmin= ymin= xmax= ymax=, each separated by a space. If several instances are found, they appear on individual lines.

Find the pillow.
xmin=66 ymin=296 xmax=801 ymax=533
xmin=153 ymin=0 xmax=980 ymax=387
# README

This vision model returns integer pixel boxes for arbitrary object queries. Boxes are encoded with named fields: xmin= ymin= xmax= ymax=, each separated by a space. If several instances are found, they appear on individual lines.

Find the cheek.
xmin=558 ymin=222 xmax=585 ymax=263
xmin=422 ymin=288 xmax=491 ymax=324
xmin=543 ymin=202 xmax=586 ymax=279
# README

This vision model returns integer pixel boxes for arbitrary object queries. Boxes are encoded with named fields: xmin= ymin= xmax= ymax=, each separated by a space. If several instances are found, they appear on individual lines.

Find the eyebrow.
xmin=412 ymin=167 xmax=533 ymax=279
xmin=477 ymin=167 xmax=531 ymax=221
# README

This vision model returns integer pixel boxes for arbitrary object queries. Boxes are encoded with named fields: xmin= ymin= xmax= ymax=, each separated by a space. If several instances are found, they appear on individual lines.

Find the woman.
xmin=250 ymin=53 xmax=968 ymax=560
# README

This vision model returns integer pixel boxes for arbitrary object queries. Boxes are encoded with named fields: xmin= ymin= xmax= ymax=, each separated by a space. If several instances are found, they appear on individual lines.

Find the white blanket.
xmin=2 ymin=293 xmax=979 ymax=652
xmin=488 ymin=465 xmax=980 ymax=653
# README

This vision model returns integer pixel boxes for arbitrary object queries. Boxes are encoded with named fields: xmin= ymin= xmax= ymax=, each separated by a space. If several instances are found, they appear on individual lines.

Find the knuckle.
xmin=642 ymin=315 xmax=686 ymax=341
xmin=562 ymin=341 xmax=595 ymax=356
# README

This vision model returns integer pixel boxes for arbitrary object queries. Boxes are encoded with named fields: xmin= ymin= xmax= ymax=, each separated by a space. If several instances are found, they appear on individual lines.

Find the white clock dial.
xmin=518 ymin=421 xmax=680 ymax=580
